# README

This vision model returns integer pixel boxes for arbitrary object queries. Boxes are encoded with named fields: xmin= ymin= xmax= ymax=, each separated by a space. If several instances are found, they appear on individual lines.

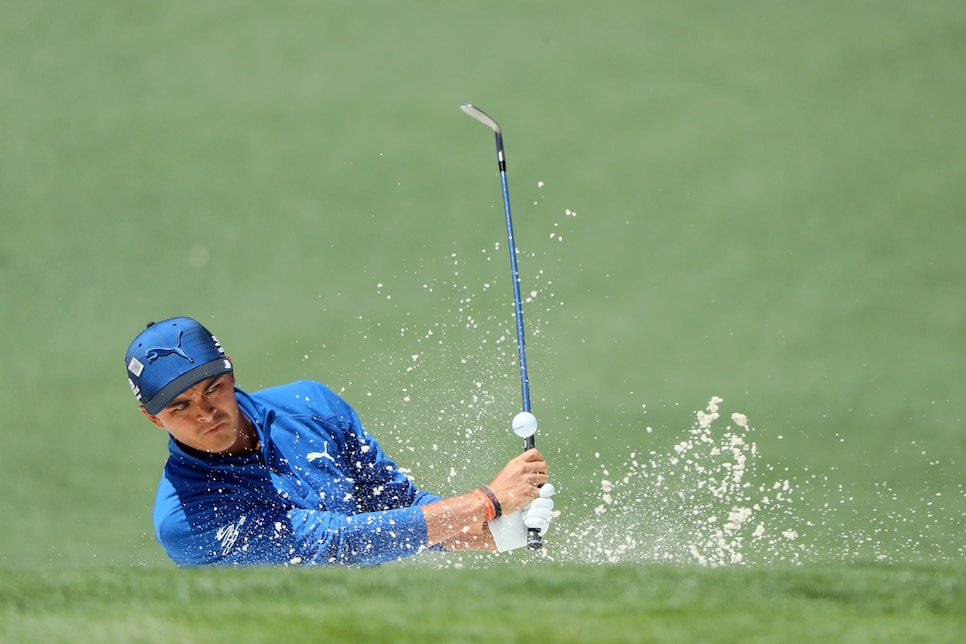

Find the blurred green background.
xmin=1 ymin=0 xmax=963 ymax=569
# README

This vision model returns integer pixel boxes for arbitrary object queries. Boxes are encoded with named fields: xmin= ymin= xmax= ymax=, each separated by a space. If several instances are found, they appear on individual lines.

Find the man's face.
xmin=141 ymin=372 xmax=249 ymax=455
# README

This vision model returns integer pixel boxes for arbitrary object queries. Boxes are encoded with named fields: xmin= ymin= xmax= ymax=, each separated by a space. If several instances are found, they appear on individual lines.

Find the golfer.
xmin=126 ymin=317 xmax=554 ymax=566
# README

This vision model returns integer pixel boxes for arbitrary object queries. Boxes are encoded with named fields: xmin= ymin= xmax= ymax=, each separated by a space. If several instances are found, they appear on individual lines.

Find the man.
xmin=126 ymin=317 xmax=554 ymax=566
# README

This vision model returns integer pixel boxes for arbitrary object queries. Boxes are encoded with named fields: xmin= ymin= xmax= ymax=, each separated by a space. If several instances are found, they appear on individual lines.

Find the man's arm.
xmin=422 ymin=491 xmax=496 ymax=550
xmin=155 ymin=447 xmax=549 ymax=565
xmin=157 ymin=490 xmax=437 ymax=567
xmin=421 ymin=448 xmax=549 ymax=551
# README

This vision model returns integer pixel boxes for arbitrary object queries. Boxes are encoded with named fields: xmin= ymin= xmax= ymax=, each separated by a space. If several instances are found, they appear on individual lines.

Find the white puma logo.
xmin=307 ymin=442 xmax=335 ymax=463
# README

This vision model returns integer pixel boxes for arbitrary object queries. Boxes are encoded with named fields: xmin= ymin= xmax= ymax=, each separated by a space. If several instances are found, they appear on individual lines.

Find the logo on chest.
xmin=307 ymin=441 xmax=336 ymax=463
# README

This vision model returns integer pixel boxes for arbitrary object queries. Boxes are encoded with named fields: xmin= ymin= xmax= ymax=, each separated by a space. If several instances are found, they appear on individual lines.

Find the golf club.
xmin=460 ymin=103 xmax=542 ymax=550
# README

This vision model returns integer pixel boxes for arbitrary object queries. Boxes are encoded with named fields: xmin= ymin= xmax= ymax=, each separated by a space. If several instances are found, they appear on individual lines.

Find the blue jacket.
xmin=153 ymin=380 xmax=442 ymax=566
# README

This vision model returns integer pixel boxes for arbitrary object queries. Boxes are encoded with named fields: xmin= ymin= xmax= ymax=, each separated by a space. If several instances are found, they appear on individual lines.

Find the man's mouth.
xmin=204 ymin=421 xmax=227 ymax=435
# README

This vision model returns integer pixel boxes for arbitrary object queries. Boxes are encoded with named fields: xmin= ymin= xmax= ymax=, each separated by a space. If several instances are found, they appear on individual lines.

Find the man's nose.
xmin=196 ymin=399 xmax=216 ymax=420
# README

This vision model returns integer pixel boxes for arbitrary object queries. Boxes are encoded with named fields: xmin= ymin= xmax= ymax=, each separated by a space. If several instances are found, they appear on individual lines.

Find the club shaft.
xmin=464 ymin=104 xmax=541 ymax=548
xmin=493 ymin=131 xmax=541 ymax=550
xmin=496 ymin=138 xmax=534 ymax=449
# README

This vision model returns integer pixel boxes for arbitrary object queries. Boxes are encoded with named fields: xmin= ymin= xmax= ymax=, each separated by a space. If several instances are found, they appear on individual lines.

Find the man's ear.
xmin=140 ymin=406 xmax=165 ymax=430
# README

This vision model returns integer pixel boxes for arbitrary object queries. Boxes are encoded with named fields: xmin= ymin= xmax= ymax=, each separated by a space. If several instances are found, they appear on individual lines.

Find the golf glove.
xmin=489 ymin=483 xmax=556 ymax=552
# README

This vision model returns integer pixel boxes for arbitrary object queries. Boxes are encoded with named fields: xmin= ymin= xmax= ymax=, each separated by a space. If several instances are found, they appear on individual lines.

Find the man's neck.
xmin=224 ymin=411 xmax=259 ymax=456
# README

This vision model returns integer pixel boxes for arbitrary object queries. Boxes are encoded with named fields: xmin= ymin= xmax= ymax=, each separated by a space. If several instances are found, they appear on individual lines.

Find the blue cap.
xmin=125 ymin=317 xmax=233 ymax=415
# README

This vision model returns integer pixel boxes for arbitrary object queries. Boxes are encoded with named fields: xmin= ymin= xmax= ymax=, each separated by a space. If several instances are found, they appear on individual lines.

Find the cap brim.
xmin=142 ymin=358 xmax=233 ymax=415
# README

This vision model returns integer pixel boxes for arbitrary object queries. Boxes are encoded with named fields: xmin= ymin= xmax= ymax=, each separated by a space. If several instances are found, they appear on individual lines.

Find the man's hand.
xmin=423 ymin=449 xmax=551 ymax=552
xmin=485 ymin=448 xmax=549 ymax=515
xmin=523 ymin=483 xmax=556 ymax=535
xmin=488 ymin=483 xmax=556 ymax=552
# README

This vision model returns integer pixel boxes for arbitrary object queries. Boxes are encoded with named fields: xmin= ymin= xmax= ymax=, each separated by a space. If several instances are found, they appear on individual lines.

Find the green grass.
xmin=1 ymin=0 xmax=965 ymax=640
xmin=3 ymin=563 xmax=965 ymax=643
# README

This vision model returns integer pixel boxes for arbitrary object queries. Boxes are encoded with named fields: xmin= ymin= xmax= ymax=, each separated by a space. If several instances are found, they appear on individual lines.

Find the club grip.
xmin=524 ymin=431 xmax=540 ymax=548
xmin=527 ymin=527 xmax=543 ymax=550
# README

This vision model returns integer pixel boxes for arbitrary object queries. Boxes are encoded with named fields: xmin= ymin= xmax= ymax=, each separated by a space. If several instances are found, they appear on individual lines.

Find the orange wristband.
xmin=472 ymin=488 xmax=496 ymax=522
xmin=480 ymin=486 xmax=503 ymax=518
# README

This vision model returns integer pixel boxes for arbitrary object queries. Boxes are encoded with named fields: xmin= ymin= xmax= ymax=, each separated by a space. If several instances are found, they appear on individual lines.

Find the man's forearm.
xmin=421 ymin=492 xmax=495 ymax=550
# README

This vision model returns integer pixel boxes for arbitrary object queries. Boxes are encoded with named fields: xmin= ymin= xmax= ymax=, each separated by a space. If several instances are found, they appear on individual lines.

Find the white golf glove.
xmin=488 ymin=483 xmax=556 ymax=552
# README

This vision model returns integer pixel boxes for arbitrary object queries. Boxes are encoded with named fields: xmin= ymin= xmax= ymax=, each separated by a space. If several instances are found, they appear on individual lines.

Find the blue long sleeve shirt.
xmin=153 ymin=380 xmax=442 ymax=566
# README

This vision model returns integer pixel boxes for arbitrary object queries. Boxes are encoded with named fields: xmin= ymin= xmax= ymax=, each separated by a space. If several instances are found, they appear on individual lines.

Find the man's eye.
xmin=206 ymin=384 xmax=220 ymax=395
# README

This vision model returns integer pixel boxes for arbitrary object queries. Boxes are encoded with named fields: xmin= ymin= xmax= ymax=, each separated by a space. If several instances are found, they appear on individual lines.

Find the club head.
xmin=460 ymin=104 xmax=501 ymax=134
